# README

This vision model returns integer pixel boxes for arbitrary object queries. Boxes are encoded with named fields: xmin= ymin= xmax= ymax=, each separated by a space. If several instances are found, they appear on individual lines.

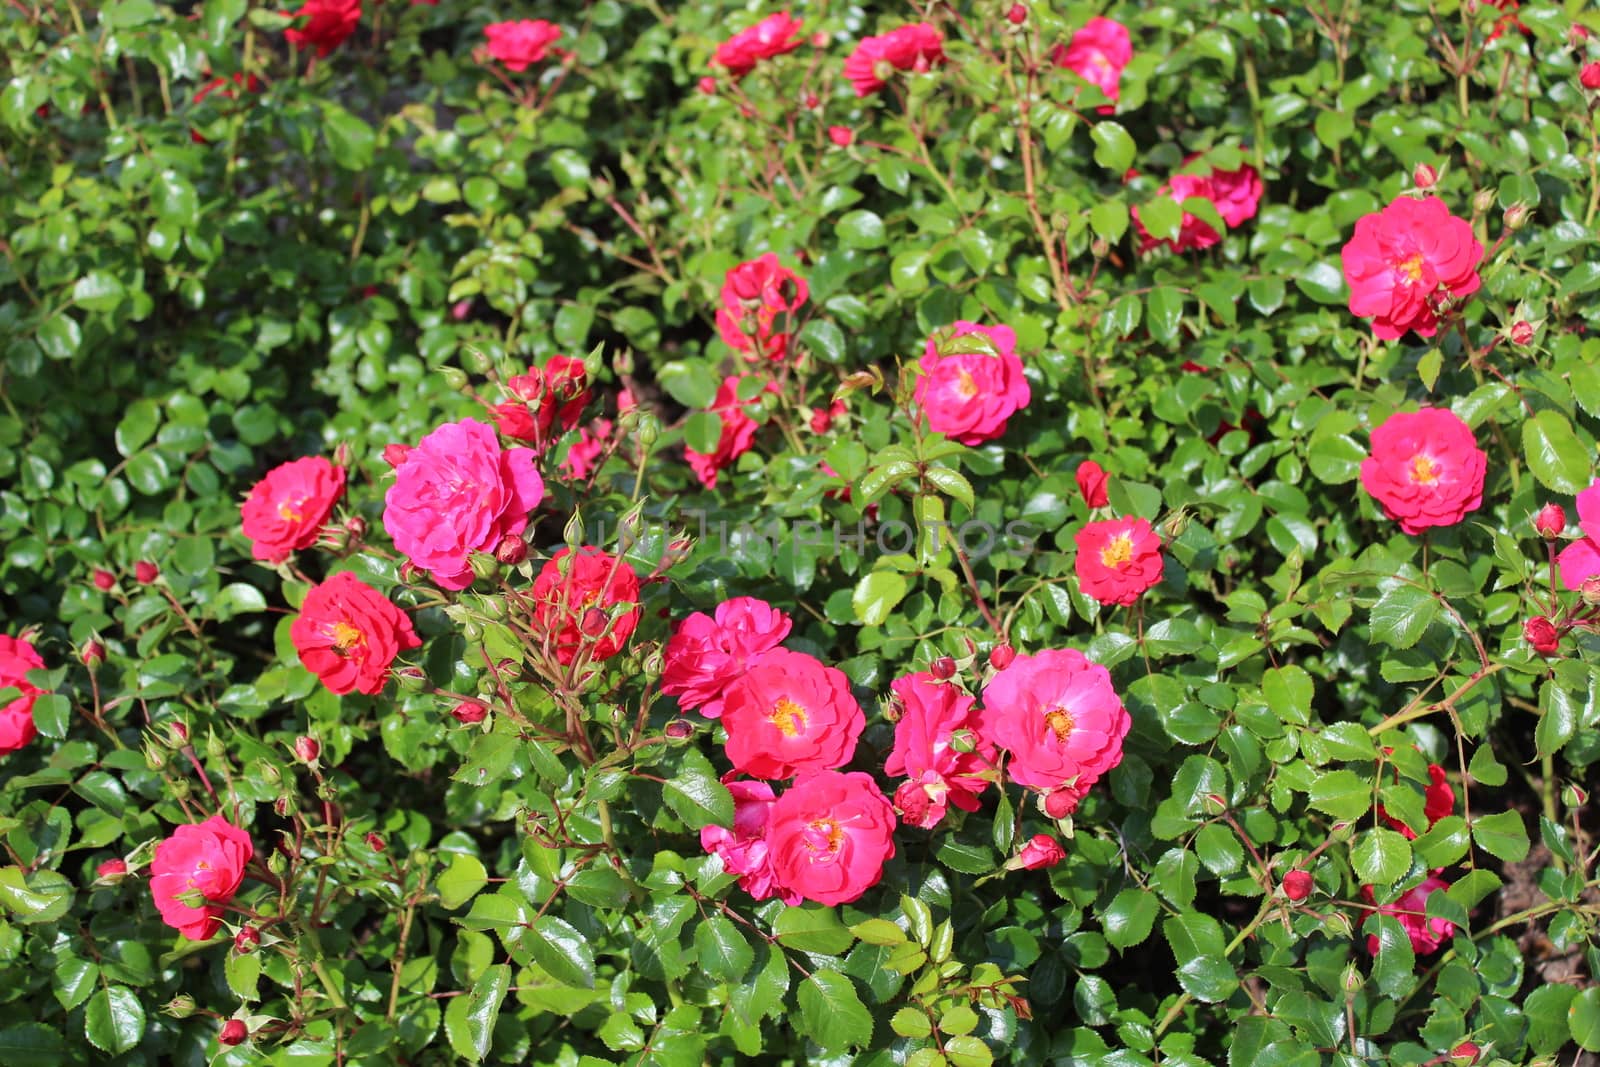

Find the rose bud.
xmin=828 ymin=125 xmax=854 ymax=147
xmin=990 ymin=644 xmax=1016 ymax=670
xmin=382 ymin=443 xmax=411 ymax=468
xmin=1564 ymin=783 xmax=1589 ymax=807
xmin=893 ymin=780 xmax=932 ymax=826
xmin=293 ymin=736 xmax=320 ymax=763
xmin=664 ymin=719 xmax=694 ymax=740
xmin=1413 ymin=163 xmax=1438 ymax=189
xmin=169 ymin=721 xmax=189 ymax=745
xmin=1282 ymin=869 xmax=1314 ymax=901
xmin=930 ymin=656 xmax=957 ymax=680
xmin=365 ymin=831 xmax=387 ymax=852
xmin=452 ymin=700 xmax=488 ymax=725
xmin=697 ymin=75 xmax=717 ymax=95
xmin=93 ymin=568 xmax=116 ymax=591
xmin=394 ymin=665 xmax=427 ymax=690
xmin=135 ymin=560 xmax=159 ymax=584
xmin=1507 ymin=320 xmax=1534 ymax=346
xmin=810 ymin=31 xmax=829 ymax=48
xmin=495 ymin=534 xmax=528 ymax=565
xmin=581 ymin=606 xmax=610 ymax=637
xmin=1015 ymin=834 xmax=1066 ymax=870
xmin=343 ymin=515 xmax=368 ymax=541
xmin=1503 ymin=202 xmax=1531 ymax=230
xmin=1450 ymin=1042 xmax=1480 ymax=1064
xmin=1007 ymin=3 xmax=1027 ymax=23
xmin=1571 ymin=24 xmax=1591 ymax=46
xmin=1075 ymin=459 xmax=1110 ymax=508
xmin=1534 ymin=503 xmax=1566 ymax=538
xmin=1471 ymin=187 xmax=1496 ymax=214
xmin=803 ymin=91 xmax=819 ymax=109
xmin=234 ymin=926 xmax=261 ymax=953
xmin=1043 ymin=789 xmax=1078 ymax=819
xmin=80 ymin=640 xmax=105 ymax=667
xmin=1582 ymin=62 xmax=1600 ymax=90
xmin=1524 ymin=616 xmax=1561 ymax=656
xmin=218 ymin=1019 xmax=248 ymax=1047
xmin=1581 ymin=575 xmax=1600 ymax=606
xmin=163 ymin=994 xmax=197 ymax=1018
xmin=95 ymin=858 xmax=128 ymax=881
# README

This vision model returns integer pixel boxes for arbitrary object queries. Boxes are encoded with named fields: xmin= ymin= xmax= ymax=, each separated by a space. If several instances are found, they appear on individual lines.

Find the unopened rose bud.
xmin=343 ymin=515 xmax=368 ymax=541
xmin=452 ymin=700 xmax=488 ymax=725
xmin=1581 ymin=575 xmax=1600 ymax=606
xmin=948 ymin=728 xmax=978 ymax=754
xmin=1341 ymin=963 xmax=1364 ymax=995
xmin=1571 ymin=24 xmax=1591 ymax=47
xmin=205 ymin=730 xmax=227 ymax=762
xmin=274 ymin=795 xmax=292 ymax=817
xmin=811 ymin=31 xmax=829 ymax=48
xmin=697 ymin=75 xmax=717 ymax=95
xmin=1282 ymin=869 xmax=1313 ymax=901
xmin=93 ymin=568 xmax=115 ymax=591
xmin=96 ymin=858 xmax=128 ymax=881
xmin=828 ymin=125 xmax=854 ymax=147
xmin=803 ymin=91 xmax=820 ymax=109
xmin=333 ymin=442 xmax=351 ymax=468
xmin=1323 ymin=910 xmax=1354 ymax=939
xmin=881 ymin=696 xmax=904 ymax=724
xmin=294 ymin=736 xmax=320 ymax=763
xmin=1090 ymin=238 xmax=1110 ymax=259
xmin=893 ymin=780 xmax=932 ymax=825
xmin=1413 ymin=163 xmax=1438 ymax=190
xmin=664 ymin=719 xmax=694 ymax=740
xmin=80 ymin=640 xmax=104 ymax=667
xmin=990 ymin=644 xmax=1015 ymax=670
xmin=168 ymin=721 xmax=189 ymax=746
xmin=451 ymin=299 xmax=473 ymax=321
xmin=1504 ymin=202 xmax=1531 ymax=230
xmin=382 ymin=443 xmax=412 ymax=468
xmin=1007 ymin=3 xmax=1028 ymax=24
xmin=395 ymin=665 xmax=427 ymax=690
xmin=1582 ymin=61 xmax=1600 ymax=91
xmin=1524 ymin=616 xmax=1561 ymax=656
xmin=1564 ymin=783 xmax=1589 ymax=807
xmin=495 ymin=535 xmax=528 ymax=565
xmin=1472 ymin=188 xmax=1496 ymax=215
xmin=145 ymin=740 xmax=168 ymax=771
xmin=218 ymin=1019 xmax=248 ymax=1046
xmin=268 ymin=848 xmax=288 ymax=876
xmin=234 ymin=926 xmax=261 ymax=953
xmin=634 ymin=413 xmax=660 ymax=447
xmin=930 ymin=656 xmax=956 ymax=680
xmin=1510 ymin=320 xmax=1534 ymax=345
xmin=1534 ymin=503 xmax=1565 ymax=538
xmin=468 ymin=552 xmax=499 ymax=581
xmin=581 ymin=607 xmax=610 ymax=637
xmin=1016 ymin=833 xmax=1066 ymax=870
xmin=256 ymin=757 xmax=281 ymax=787
xmin=1450 ymin=1041 xmax=1480 ymax=1064
xmin=366 ymin=831 xmax=387 ymax=852
xmin=1044 ymin=789 xmax=1078 ymax=819
xmin=135 ymin=560 xmax=159 ymax=584
xmin=164 ymin=995 xmax=197 ymax=1018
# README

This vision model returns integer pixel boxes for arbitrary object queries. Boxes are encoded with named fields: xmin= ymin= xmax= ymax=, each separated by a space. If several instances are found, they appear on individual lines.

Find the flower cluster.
xmin=489 ymin=355 xmax=592 ymax=451
xmin=844 ymin=23 xmax=946 ymax=97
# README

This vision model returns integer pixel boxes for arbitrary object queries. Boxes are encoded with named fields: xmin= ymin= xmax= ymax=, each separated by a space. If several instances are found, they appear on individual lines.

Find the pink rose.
xmin=149 ymin=815 xmax=254 ymax=940
xmin=686 ymin=374 xmax=771 ymax=489
xmin=843 ymin=23 xmax=946 ymax=97
xmin=661 ymin=597 xmax=793 ymax=717
xmin=720 ymin=648 xmax=865 ymax=779
xmin=715 ymin=255 xmax=809 ymax=362
xmin=1378 ymin=761 xmax=1455 ymax=840
xmin=712 ymin=12 xmax=804 ymax=79
xmin=240 ymin=456 xmax=346 ymax=564
xmin=1133 ymin=161 xmax=1263 ymax=253
xmin=884 ymin=672 xmax=995 ymax=829
xmin=1556 ymin=480 xmax=1600 ymax=590
xmin=484 ymin=19 xmax=562 ymax=72
xmin=700 ymin=779 xmax=799 ymax=905
xmin=1051 ymin=17 xmax=1132 ymax=112
xmin=914 ymin=321 xmax=1030 ymax=446
xmin=978 ymin=648 xmax=1130 ymax=809
xmin=0 ymin=634 xmax=46 ymax=757
xmin=1017 ymin=833 xmax=1066 ymax=870
xmin=828 ymin=126 xmax=854 ymax=147
xmin=382 ymin=418 xmax=544 ymax=590
xmin=560 ymin=419 xmax=613 ymax=481
xmin=1074 ymin=516 xmax=1164 ymax=606
xmin=767 ymin=771 xmax=896 ymax=906
xmin=1359 ymin=408 xmax=1487 ymax=535
xmin=1364 ymin=876 xmax=1455 ymax=955
xmin=1341 ymin=196 xmax=1484 ymax=340
xmin=285 ymin=0 xmax=361 ymax=57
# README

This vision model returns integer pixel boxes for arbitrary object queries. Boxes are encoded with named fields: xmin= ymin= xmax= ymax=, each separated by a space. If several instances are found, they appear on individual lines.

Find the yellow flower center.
xmin=1044 ymin=708 xmax=1075 ymax=741
xmin=768 ymin=697 xmax=809 ymax=738
xmin=330 ymin=621 xmax=365 ymax=652
xmin=1099 ymin=533 xmax=1135 ymax=569
xmin=1409 ymin=454 xmax=1440 ymax=485
xmin=1398 ymin=254 xmax=1425 ymax=284
xmin=804 ymin=818 xmax=845 ymax=855
xmin=954 ymin=367 xmax=978 ymax=400
xmin=278 ymin=497 xmax=305 ymax=523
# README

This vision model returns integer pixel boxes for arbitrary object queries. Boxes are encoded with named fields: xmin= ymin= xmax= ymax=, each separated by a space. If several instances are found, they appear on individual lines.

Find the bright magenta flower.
xmin=241 ymin=456 xmax=345 ymax=564
xmin=843 ymin=23 xmax=945 ymax=97
xmin=700 ymin=779 xmax=798 ymax=905
xmin=767 ymin=770 xmax=896 ymax=906
xmin=884 ymin=672 xmax=995 ymax=829
xmin=1556 ymin=480 xmax=1600 ymax=590
xmin=712 ymin=12 xmax=804 ymax=79
xmin=914 ymin=322 xmax=1030 ymax=446
xmin=661 ymin=597 xmax=793 ymax=718
xmin=484 ymin=19 xmax=562 ymax=72
xmin=1359 ymin=408 xmax=1486 ymax=535
xmin=284 ymin=0 xmax=361 ymax=57
xmin=720 ymin=649 xmax=864 ymax=779
xmin=0 ymin=634 xmax=46 ymax=757
xmin=1051 ymin=17 xmax=1132 ymax=112
xmin=149 ymin=816 xmax=254 ymax=941
xmin=1341 ymin=196 xmax=1483 ymax=339
xmin=1364 ymin=876 xmax=1455 ymax=954
xmin=1074 ymin=517 xmax=1164 ymax=606
xmin=291 ymin=572 xmax=420 ymax=696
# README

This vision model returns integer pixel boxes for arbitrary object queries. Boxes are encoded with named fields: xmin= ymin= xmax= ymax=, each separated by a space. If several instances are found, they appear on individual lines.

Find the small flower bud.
xmin=1564 ymin=783 xmax=1589 ymax=807
xmin=451 ymin=299 xmax=474 ymax=321
xmin=439 ymin=366 xmax=470 ymax=391
xmin=256 ymin=758 xmax=281 ymax=787
xmin=828 ymin=125 xmax=854 ymax=147
xmin=234 ymin=927 xmax=261 ymax=953
xmin=1510 ymin=320 xmax=1534 ymax=345
xmin=168 ymin=721 xmax=189 ymax=746
xmin=205 ymin=730 xmax=228 ymax=762
xmin=1581 ymin=575 xmax=1600 ymax=606
xmin=892 ymin=780 xmax=932 ymax=825
xmin=1582 ymin=61 xmax=1600 ymax=91
xmin=80 ymin=640 xmax=105 ymax=667
xmin=697 ymin=75 xmax=717 ymax=95
xmin=1450 ymin=1041 xmax=1481 ymax=1064
xmin=1016 ymin=833 xmax=1066 ymax=870
xmin=366 ymin=831 xmax=387 ymax=852
xmin=1007 ymin=3 xmax=1028 ymax=24
xmin=93 ymin=568 xmax=116 ymax=591
xmin=95 ymin=858 xmax=128 ymax=881
xmin=803 ymin=91 xmax=820 ymax=109
xmin=1534 ymin=503 xmax=1566 ymax=538
xmin=394 ymin=665 xmax=427 ymax=690
xmin=1323 ymin=909 xmax=1354 ymax=939
xmin=1524 ymin=616 xmax=1561 ymax=656
xmin=1472 ymin=188 xmax=1496 ymax=215
xmin=382 ymin=443 xmax=411 ymax=468
xmin=343 ymin=515 xmax=368 ymax=541
xmin=1412 ymin=163 xmax=1438 ymax=190
xmin=469 ymin=552 xmax=499 ymax=581
xmin=163 ymin=995 xmax=197 ymax=1019
xmin=333 ymin=442 xmax=352 ymax=468
xmin=881 ymin=696 xmax=904 ymax=723
xmin=267 ymin=848 xmax=288 ymax=876
xmin=451 ymin=700 xmax=488 ymax=725
xmin=293 ymin=736 xmax=320 ymax=763
xmin=634 ymin=413 xmax=661 ymax=447
xmin=1341 ymin=963 xmax=1364 ymax=995
xmin=1043 ymin=789 xmax=1078 ymax=820
xmin=135 ymin=560 xmax=159 ymax=584
xmin=990 ymin=644 xmax=1015 ymax=670
xmin=274 ymin=795 xmax=292 ymax=818
xmin=218 ymin=1019 xmax=248 ymax=1046
xmin=144 ymin=740 xmax=168 ymax=771
xmin=664 ymin=719 xmax=694 ymax=740
xmin=1504 ymin=202 xmax=1531 ymax=230
xmin=495 ymin=534 xmax=528 ymax=565
xmin=581 ymin=607 xmax=610 ymax=637
xmin=811 ymin=31 xmax=829 ymax=48
xmin=948 ymin=728 xmax=978 ymax=754
xmin=930 ymin=656 xmax=957 ymax=680
xmin=1282 ymin=869 xmax=1313 ymax=901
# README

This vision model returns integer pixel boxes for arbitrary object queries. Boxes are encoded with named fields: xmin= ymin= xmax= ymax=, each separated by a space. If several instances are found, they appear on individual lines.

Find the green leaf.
xmin=0 ymin=1024 xmax=67 ymax=1067
xmin=52 ymin=957 xmax=99 ymax=1011
xmin=1536 ymin=680 xmax=1578 ymax=758
xmin=1089 ymin=200 xmax=1129 ymax=243
xmin=30 ymin=694 xmax=71 ymax=740
xmin=104 ymin=0 xmax=159 ymax=27
xmin=1523 ymin=410 xmax=1592 ymax=494
xmin=797 ymin=970 xmax=873 ymax=1050
xmin=924 ymin=467 xmax=975 ymax=511
xmin=1139 ymin=197 xmax=1181 ymax=242
xmin=1525 ymin=983 xmax=1576 ymax=1054
xmin=836 ymin=210 xmax=886 ymax=249
xmin=1090 ymin=122 xmax=1136 ymax=173
xmin=1101 ymin=887 xmax=1159 ymax=950
xmin=84 ymin=986 xmax=144 ymax=1056
xmin=800 ymin=320 xmax=847 ymax=364
xmin=322 ymin=103 xmax=376 ymax=171
xmin=1147 ymin=288 xmax=1184 ymax=345
xmin=945 ymin=1035 xmax=995 ymax=1067
xmin=1351 ymin=828 xmax=1411 ymax=886
xmin=850 ymin=918 xmax=907 ymax=946
xmin=73 ymin=270 xmax=127 ymax=313
xmin=437 ymin=853 xmax=488 ymax=910
xmin=0 ymin=867 xmax=74 ymax=924
xmin=1368 ymin=584 xmax=1438 ymax=649
xmin=1571 ymin=987 xmax=1600 ymax=1052
xmin=663 ymin=759 xmax=735 ymax=831
xmin=528 ymin=916 xmax=596 ymax=989
xmin=695 ymin=914 xmax=754 ymax=982
xmin=1307 ymin=770 xmax=1372 ymax=821
xmin=225 ymin=951 xmax=261 ymax=1001
xmin=36 ymin=314 xmax=82 ymax=360
xmin=853 ymin=571 xmax=908 ymax=627
xmin=444 ymin=963 xmax=510 ymax=1063
xmin=1176 ymin=954 xmax=1238 ymax=1003
xmin=774 ymin=905 xmax=855 ymax=955
xmin=1472 ymin=811 xmax=1530 ymax=862
xmin=891 ymin=1006 xmax=933 ymax=1038
xmin=1262 ymin=665 xmax=1313 ymax=725
xmin=1295 ymin=261 xmax=1347 ymax=304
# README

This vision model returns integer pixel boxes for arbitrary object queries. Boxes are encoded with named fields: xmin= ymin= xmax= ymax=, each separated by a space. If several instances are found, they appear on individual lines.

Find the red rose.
xmin=767 ymin=770 xmax=896 ymax=906
xmin=828 ymin=125 xmax=854 ymax=147
xmin=0 ymin=634 xmax=46 ymax=757
xmin=218 ymin=1019 xmax=249 ymax=1046
xmin=700 ymin=779 xmax=798 ymax=904
xmin=1341 ymin=196 xmax=1484 ymax=340
xmin=661 ymin=597 xmax=793 ymax=717
xmin=686 ymin=374 xmax=773 ymax=489
xmin=1359 ymin=407 xmax=1487 ymax=535
xmin=1075 ymin=459 xmax=1110 ymax=508
xmin=1133 ymin=161 xmax=1263 ymax=253
xmin=1523 ymin=616 xmax=1561 ymax=656
xmin=484 ymin=19 xmax=562 ymax=73
xmin=560 ymin=419 xmax=612 ymax=481
xmin=530 ymin=547 xmax=642 ymax=665
xmin=1534 ymin=503 xmax=1566 ymax=539
xmin=1282 ymin=869 xmax=1313 ymax=901
xmin=1017 ymin=833 xmax=1066 ymax=870
xmin=1582 ymin=62 xmax=1600 ymax=90
xmin=978 ymin=647 xmax=1130 ymax=807
xmin=720 ymin=648 xmax=865 ymax=779
xmin=96 ymin=858 xmax=128 ymax=881
xmin=715 ymin=255 xmax=809 ymax=362
xmin=914 ymin=322 xmax=1031 ymax=445
xmin=1363 ymin=875 xmax=1455 ymax=954
xmin=712 ymin=12 xmax=805 ymax=79
xmin=1378 ymin=761 xmax=1455 ymax=838
xmin=1509 ymin=320 xmax=1534 ymax=345
xmin=1556 ymin=480 xmax=1600 ymax=590
xmin=136 ymin=560 xmax=160 ymax=584
xmin=284 ymin=0 xmax=361 ymax=57
xmin=1074 ymin=517 xmax=1164 ymax=606
xmin=490 ymin=355 xmax=591 ymax=450
xmin=149 ymin=815 xmax=254 ymax=941
xmin=1051 ymin=17 xmax=1131 ymax=113
xmin=843 ymin=22 xmax=946 ymax=97
xmin=884 ymin=672 xmax=995 ymax=829
xmin=240 ymin=456 xmax=346 ymax=564
xmin=93 ymin=568 xmax=116 ymax=591
xmin=290 ymin=572 xmax=421 ymax=696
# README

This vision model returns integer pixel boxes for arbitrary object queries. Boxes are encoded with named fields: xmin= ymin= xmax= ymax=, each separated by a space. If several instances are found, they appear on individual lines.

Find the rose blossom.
xmin=149 ymin=815 xmax=254 ymax=941
xmin=240 ymin=456 xmax=346 ymax=564
xmin=686 ymin=374 xmax=771 ymax=489
xmin=828 ymin=126 xmax=854 ymax=147
xmin=284 ymin=0 xmax=361 ymax=57
xmin=1341 ymin=196 xmax=1484 ymax=339
xmin=767 ymin=771 xmax=896 ymax=906
xmin=1359 ymin=407 xmax=1487 ymax=535
xmin=382 ymin=418 xmax=543 ymax=590
xmin=712 ymin=12 xmax=804 ymax=79
xmin=0 ymin=634 xmax=46 ymax=757
xmin=715 ymin=255 xmax=809 ymax=362
xmin=1076 ymin=460 xmax=1110 ymax=508
xmin=1017 ymin=834 xmax=1066 ymax=870
xmin=978 ymin=648 xmax=1130 ymax=811
xmin=484 ymin=19 xmax=562 ymax=72
xmin=661 ymin=597 xmax=793 ymax=717
xmin=1051 ymin=17 xmax=1132 ymax=112
xmin=914 ymin=321 xmax=1030 ymax=446
xmin=1134 ymin=162 xmax=1263 ymax=253
xmin=560 ymin=419 xmax=612 ymax=481
xmin=290 ymin=572 xmax=421 ymax=696
xmin=530 ymin=547 xmax=642 ymax=665
xmin=1556 ymin=480 xmax=1600 ymax=590
xmin=490 ymin=355 xmax=591 ymax=450
xmin=720 ymin=648 xmax=865 ymax=779
xmin=843 ymin=23 xmax=946 ymax=97
xmin=1074 ymin=517 xmax=1164 ymax=606
xmin=1523 ymin=616 xmax=1561 ymax=656
xmin=700 ymin=779 xmax=799 ymax=904
xmin=1364 ymin=875 xmax=1455 ymax=955
xmin=1378 ymin=761 xmax=1455 ymax=839
xmin=884 ymin=672 xmax=995 ymax=829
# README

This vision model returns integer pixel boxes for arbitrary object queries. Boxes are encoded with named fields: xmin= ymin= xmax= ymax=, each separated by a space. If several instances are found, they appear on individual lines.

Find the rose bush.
xmin=1 ymin=0 xmax=1599 ymax=1064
